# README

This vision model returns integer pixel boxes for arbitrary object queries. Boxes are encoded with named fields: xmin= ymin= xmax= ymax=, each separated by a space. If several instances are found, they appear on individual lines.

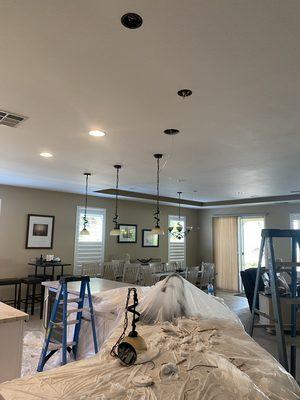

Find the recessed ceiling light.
xmin=89 ymin=130 xmax=106 ymax=137
xmin=40 ymin=152 xmax=53 ymax=158
xmin=121 ymin=13 xmax=143 ymax=29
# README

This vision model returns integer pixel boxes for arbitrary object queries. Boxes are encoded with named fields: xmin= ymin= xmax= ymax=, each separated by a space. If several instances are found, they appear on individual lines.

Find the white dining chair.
xmin=123 ymin=263 xmax=140 ymax=284
xmin=103 ymin=262 xmax=115 ymax=280
xmin=113 ymin=261 xmax=125 ymax=281
xmin=140 ymin=266 xmax=156 ymax=286
xmin=81 ymin=262 xmax=103 ymax=277
xmin=199 ymin=262 xmax=216 ymax=289
xmin=186 ymin=266 xmax=199 ymax=285
xmin=149 ymin=262 xmax=162 ymax=273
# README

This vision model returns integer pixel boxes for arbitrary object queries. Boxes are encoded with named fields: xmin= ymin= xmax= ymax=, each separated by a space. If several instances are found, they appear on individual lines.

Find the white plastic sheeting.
xmin=0 ymin=276 xmax=299 ymax=400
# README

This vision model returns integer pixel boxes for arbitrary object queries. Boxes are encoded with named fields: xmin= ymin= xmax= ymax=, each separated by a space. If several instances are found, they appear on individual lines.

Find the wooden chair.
xmin=103 ymin=263 xmax=115 ymax=280
xmin=123 ymin=263 xmax=140 ymax=284
xmin=112 ymin=261 xmax=125 ymax=281
xmin=199 ymin=262 xmax=216 ymax=290
xmin=140 ymin=266 xmax=156 ymax=286
xmin=81 ymin=262 xmax=103 ymax=277
xmin=149 ymin=262 xmax=162 ymax=273
xmin=186 ymin=266 xmax=199 ymax=285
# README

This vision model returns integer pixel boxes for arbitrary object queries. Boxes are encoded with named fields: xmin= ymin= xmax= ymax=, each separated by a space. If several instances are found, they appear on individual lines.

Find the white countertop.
xmin=42 ymin=277 xmax=134 ymax=295
xmin=0 ymin=302 xmax=28 ymax=324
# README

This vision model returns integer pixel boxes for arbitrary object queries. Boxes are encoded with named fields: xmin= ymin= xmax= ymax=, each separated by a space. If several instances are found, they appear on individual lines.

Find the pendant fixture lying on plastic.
xmin=110 ymin=288 xmax=147 ymax=366
xmin=168 ymin=191 xmax=192 ymax=240
xmin=110 ymin=165 xmax=122 ymax=236
xmin=80 ymin=172 xmax=91 ymax=236
xmin=151 ymin=154 xmax=164 ymax=235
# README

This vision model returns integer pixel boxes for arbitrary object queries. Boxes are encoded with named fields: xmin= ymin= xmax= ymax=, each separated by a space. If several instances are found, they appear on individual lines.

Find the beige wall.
xmin=198 ymin=203 xmax=300 ymax=263
xmin=0 ymin=185 xmax=199 ymax=292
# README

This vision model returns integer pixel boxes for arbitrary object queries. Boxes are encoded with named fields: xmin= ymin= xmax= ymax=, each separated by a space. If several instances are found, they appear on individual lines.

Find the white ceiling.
xmin=1 ymin=0 xmax=300 ymax=202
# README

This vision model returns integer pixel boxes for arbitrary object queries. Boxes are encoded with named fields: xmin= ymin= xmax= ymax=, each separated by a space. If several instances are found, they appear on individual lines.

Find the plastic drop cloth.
xmin=0 ymin=276 xmax=299 ymax=400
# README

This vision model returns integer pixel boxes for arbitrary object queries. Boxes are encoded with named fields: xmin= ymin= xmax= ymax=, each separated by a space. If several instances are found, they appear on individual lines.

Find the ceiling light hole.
xmin=177 ymin=89 xmax=192 ymax=98
xmin=121 ymin=13 xmax=143 ymax=29
xmin=164 ymin=128 xmax=180 ymax=136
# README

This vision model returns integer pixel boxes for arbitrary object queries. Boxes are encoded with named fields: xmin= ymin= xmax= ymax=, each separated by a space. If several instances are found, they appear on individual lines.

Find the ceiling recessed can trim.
xmin=40 ymin=152 xmax=53 ymax=158
xmin=164 ymin=128 xmax=180 ymax=135
xmin=89 ymin=130 xmax=106 ymax=137
xmin=177 ymin=89 xmax=192 ymax=98
xmin=121 ymin=13 xmax=143 ymax=29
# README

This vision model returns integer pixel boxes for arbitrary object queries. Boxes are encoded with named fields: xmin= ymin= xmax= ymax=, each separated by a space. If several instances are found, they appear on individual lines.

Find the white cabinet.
xmin=0 ymin=302 xmax=28 ymax=383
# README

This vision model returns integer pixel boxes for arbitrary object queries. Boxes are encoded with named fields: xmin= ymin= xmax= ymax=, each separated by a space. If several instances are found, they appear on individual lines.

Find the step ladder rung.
xmin=49 ymin=341 xmax=76 ymax=351
xmin=51 ymin=319 xmax=79 ymax=327
xmin=253 ymin=308 xmax=277 ymax=323
xmin=59 ymin=298 xmax=83 ymax=304
xmin=68 ymin=307 xmax=90 ymax=314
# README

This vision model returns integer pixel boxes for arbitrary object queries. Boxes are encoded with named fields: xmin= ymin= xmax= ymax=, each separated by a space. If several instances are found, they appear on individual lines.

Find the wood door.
xmin=213 ymin=216 xmax=239 ymax=291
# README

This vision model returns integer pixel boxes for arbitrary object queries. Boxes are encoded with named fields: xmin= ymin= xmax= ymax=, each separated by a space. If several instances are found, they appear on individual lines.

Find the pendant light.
xmin=151 ymin=154 xmax=164 ymax=235
xmin=168 ymin=191 xmax=192 ymax=239
xmin=80 ymin=172 xmax=91 ymax=236
xmin=110 ymin=165 xmax=122 ymax=236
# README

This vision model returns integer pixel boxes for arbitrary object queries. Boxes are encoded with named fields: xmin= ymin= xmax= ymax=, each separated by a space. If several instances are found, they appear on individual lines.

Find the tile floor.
xmin=22 ymin=290 xmax=300 ymax=383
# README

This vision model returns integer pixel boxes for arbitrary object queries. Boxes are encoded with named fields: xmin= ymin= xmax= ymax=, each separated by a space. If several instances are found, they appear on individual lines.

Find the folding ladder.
xmin=37 ymin=275 xmax=98 ymax=372
xmin=249 ymin=229 xmax=300 ymax=378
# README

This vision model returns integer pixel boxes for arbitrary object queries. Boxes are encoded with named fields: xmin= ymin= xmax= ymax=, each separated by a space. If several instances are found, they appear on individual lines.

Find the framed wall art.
xmin=117 ymin=224 xmax=137 ymax=243
xmin=142 ymin=229 xmax=159 ymax=247
xmin=26 ymin=214 xmax=55 ymax=249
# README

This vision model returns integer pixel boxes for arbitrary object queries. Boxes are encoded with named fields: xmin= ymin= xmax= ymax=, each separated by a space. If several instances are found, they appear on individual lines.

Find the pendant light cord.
xmin=154 ymin=156 xmax=160 ymax=228
xmin=178 ymin=192 xmax=181 ymax=222
xmin=84 ymin=174 xmax=88 ymax=220
xmin=113 ymin=166 xmax=120 ymax=228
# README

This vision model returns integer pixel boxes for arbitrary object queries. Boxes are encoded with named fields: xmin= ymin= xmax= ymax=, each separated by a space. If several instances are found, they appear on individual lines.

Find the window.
xmin=74 ymin=207 xmax=106 ymax=275
xmin=168 ymin=215 xmax=186 ymax=266
xmin=290 ymin=214 xmax=300 ymax=270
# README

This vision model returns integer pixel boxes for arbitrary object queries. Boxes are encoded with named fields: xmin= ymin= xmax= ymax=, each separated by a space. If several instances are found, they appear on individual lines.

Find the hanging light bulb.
xmin=80 ymin=172 xmax=91 ymax=236
xmin=110 ymin=165 xmax=122 ymax=236
xmin=168 ymin=191 xmax=192 ymax=239
xmin=151 ymin=154 xmax=164 ymax=235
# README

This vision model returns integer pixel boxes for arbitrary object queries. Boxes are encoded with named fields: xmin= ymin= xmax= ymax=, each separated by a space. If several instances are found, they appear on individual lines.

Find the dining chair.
xmin=140 ymin=266 xmax=156 ymax=286
xmin=113 ymin=261 xmax=125 ymax=281
xmin=123 ymin=263 xmax=140 ymax=284
xmin=103 ymin=262 xmax=115 ymax=280
xmin=200 ymin=262 xmax=216 ymax=290
xmin=81 ymin=262 xmax=103 ymax=277
xmin=149 ymin=262 xmax=162 ymax=273
xmin=186 ymin=266 xmax=199 ymax=285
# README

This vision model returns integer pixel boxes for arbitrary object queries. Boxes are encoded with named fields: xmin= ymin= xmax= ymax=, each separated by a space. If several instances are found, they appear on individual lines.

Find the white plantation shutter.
xmin=74 ymin=207 xmax=106 ymax=275
xmin=168 ymin=215 xmax=186 ymax=266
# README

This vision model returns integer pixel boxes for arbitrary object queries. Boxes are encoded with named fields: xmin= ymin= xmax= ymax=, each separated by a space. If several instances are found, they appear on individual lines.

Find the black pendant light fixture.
xmin=110 ymin=164 xmax=122 ymax=236
xmin=151 ymin=154 xmax=164 ymax=235
xmin=80 ymin=172 xmax=91 ymax=236
xmin=168 ymin=191 xmax=192 ymax=239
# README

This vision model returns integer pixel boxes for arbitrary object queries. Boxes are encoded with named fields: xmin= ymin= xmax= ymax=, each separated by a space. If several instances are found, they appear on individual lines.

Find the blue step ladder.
xmin=37 ymin=275 xmax=98 ymax=372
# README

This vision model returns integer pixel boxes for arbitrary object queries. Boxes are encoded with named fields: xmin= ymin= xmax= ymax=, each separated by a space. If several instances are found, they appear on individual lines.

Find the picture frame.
xmin=142 ymin=229 xmax=159 ymax=248
xmin=26 ymin=214 xmax=55 ymax=249
xmin=117 ymin=224 xmax=137 ymax=243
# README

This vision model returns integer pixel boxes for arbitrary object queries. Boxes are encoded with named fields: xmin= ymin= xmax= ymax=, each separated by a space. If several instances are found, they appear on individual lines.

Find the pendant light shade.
xmin=80 ymin=172 xmax=91 ymax=236
xmin=151 ymin=154 xmax=164 ymax=235
xmin=110 ymin=165 xmax=122 ymax=236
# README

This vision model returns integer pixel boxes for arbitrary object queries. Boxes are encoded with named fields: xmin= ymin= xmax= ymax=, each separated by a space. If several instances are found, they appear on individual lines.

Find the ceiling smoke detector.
xmin=177 ymin=89 xmax=192 ymax=98
xmin=0 ymin=110 xmax=27 ymax=127
xmin=164 ymin=128 xmax=180 ymax=135
xmin=121 ymin=13 xmax=143 ymax=29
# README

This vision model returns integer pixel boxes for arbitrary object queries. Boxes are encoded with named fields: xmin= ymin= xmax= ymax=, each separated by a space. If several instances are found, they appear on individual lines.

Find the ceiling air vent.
xmin=0 ymin=110 xmax=27 ymax=127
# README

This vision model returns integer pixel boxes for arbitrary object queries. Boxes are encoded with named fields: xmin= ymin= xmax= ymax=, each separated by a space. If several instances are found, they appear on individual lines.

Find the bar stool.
xmin=20 ymin=277 xmax=45 ymax=318
xmin=0 ymin=278 xmax=22 ymax=309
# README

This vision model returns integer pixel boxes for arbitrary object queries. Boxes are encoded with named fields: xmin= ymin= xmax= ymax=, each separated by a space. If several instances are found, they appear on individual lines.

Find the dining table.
xmin=28 ymin=261 xmax=71 ymax=280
